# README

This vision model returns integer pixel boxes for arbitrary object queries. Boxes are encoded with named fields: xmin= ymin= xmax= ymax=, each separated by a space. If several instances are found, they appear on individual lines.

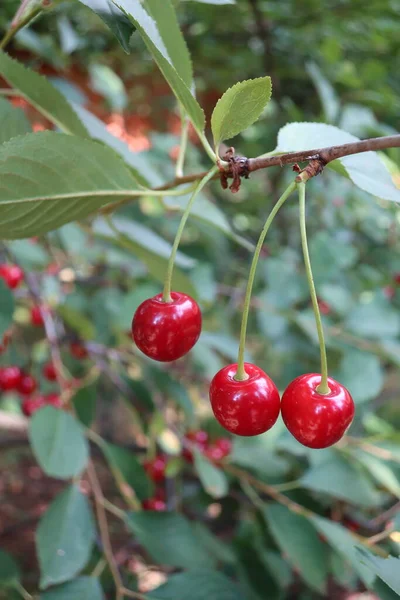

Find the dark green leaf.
xmin=355 ymin=452 xmax=400 ymax=498
xmin=29 ymin=406 xmax=89 ymax=479
xmin=0 ymin=279 xmax=14 ymax=338
xmin=36 ymin=485 xmax=96 ymax=588
xmin=72 ymin=384 xmax=97 ymax=428
xmin=101 ymin=441 xmax=153 ymax=501
xmin=76 ymin=0 xmax=134 ymax=53
xmin=149 ymin=569 xmax=245 ymax=600
xmin=0 ymin=97 xmax=31 ymax=144
xmin=40 ymin=576 xmax=105 ymax=599
xmin=194 ymin=449 xmax=229 ymax=498
xmin=0 ymin=52 xmax=86 ymax=136
xmin=0 ymin=550 xmax=20 ymax=586
xmin=357 ymin=548 xmax=400 ymax=594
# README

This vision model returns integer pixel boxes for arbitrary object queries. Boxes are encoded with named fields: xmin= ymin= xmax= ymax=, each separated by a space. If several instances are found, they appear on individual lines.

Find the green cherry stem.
xmin=175 ymin=110 xmax=189 ymax=178
xmin=162 ymin=166 xmax=218 ymax=302
xmin=235 ymin=181 xmax=297 ymax=381
xmin=298 ymin=181 xmax=330 ymax=395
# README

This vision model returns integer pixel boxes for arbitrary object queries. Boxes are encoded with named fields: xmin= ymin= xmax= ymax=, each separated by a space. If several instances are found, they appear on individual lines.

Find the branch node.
xmin=219 ymin=147 xmax=250 ymax=193
xmin=295 ymin=157 xmax=326 ymax=183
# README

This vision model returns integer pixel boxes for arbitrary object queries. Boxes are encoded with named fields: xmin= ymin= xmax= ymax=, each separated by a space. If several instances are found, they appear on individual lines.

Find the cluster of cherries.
xmin=132 ymin=291 xmax=355 ymax=449
xmin=142 ymin=430 xmax=232 ymax=510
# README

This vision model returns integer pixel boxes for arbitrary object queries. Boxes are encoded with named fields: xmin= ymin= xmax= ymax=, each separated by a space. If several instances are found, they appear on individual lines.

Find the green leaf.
xmin=264 ymin=504 xmax=328 ymax=593
xmin=41 ymin=577 xmax=105 ymax=600
xmin=300 ymin=455 xmax=380 ymax=507
xmin=355 ymin=452 xmax=400 ymax=498
xmin=336 ymin=349 xmax=383 ymax=404
xmin=275 ymin=122 xmax=400 ymax=203
xmin=36 ymin=485 xmax=96 ymax=588
xmin=194 ymin=449 xmax=229 ymax=499
xmin=149 ymin=569 xmax=245 ymax=600
xmin=150 ymin=368 xmax=195 ymax=424
xmin=112 ymin=0 xmax=205 ymax=133
xmin=0 ymin=53 xmax=86 ymax=137
xmin=306 ymin=62 xmax=340 ymax=123
xmin=72 ymin=384 xmax=97 ymax=427
xmin=357 ymin=549 xmax=400 ymax=594
xmin=0 ymin=97 xmax=31 ymax=144
xmin=57 ymin=305 xmax=96 ymax=341
xmin=231 ymin=436 xmax=290 ymax=478
xmin=76 ymin=0 xmax=134 ymax=53
xmin=309 ymin=516 xmax=374 ymax=585
xmin=0 ymin=550 xmax=20 ymax=586
xmin=89 ymin=64 xmax=128 ymax=111
xmin=211 ymin=77 xmax=272 ymax=146
xmin=0 ymin=279 xmax=14 ymax=338
xmin=345 ymin=296 xmax=400 ymax=339
xmin=29 ymin=406 xmax=89 ymax=479
xmin=144 ymin=0 xmax=193 ymax=87
xmin=0 ymin=132 xmax=139 ymax=239
xmin=126 ymin=512 xmax=213 ymax=569
xmin=101 ymin=441 xmax=154 ymax=501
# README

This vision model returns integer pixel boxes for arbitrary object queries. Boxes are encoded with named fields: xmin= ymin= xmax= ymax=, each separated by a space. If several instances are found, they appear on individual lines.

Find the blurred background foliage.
xmin=1 ymin=0 xmax=400 ymax=598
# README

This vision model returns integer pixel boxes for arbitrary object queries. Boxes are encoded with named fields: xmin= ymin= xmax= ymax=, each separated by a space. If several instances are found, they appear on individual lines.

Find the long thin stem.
xmin=13 ymin=582 xmax=33 ymax=600
xmin=298 ymin=181 xmax=330 ymax=394
xmin=162 ymin=166 xmax=218 ymax=302
xmin=175 ymin=112 xmax=189 ymax=178
xmin=0 ymin=6 xmax=42 ymax=50
xmin=235 ymin=181 xmax=297 ymax=380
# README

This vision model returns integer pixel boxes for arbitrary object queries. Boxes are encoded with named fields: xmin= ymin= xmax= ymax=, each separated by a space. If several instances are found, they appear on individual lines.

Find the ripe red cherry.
xmin=183 ymin=430 xmax=209 ymax=462
xmin=43 ymin=362 xmax=57 ymax=381
xmin=281 ymin=373 xmax=355 ymax=449
xmin=22 ymin=395 xmax=46 ymax=417
xmin=0 ymin=366 xmax=22 ymax=391
xmin=394 ymin=273 xmax=400 ymax=285
xmin=132 ymin=292 xmax=202 ymax=362
xmin=215 ymin=437 xmax=232 ymax=458
xmin=44 ymin=393 xmax=63 ymax=408
xmin=142 ymin=498 xmax=167 ymax=511
xmin=144 ymin=455 xmax=167 ymax=483
xmin=209 ymin=363 xmax=281 ymax=436
xmin=317 ymin=299 xmax=331 ymax=315
xmin=31 ymin=305 xmax=44 ymax=326
xmin=204 ymin=444 xmax=225 ymax=463
xmin=17 ymin=373 xmax=37 ymax=395
xmin=0 ymin=264 xmax=24 ymax=289
xmin=70 ymin=342 xmax=88 ymax=359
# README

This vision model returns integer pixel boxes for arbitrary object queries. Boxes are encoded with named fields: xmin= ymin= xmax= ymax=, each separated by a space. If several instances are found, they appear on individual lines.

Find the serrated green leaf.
xmin=126 ymin=512 xmax=213 ymax=569
xmin=29 ymin=406 xmax=89 ymax=479
xmin=41 ymin=576 xmax=105 ymax=600
xmin=0 ymin=279 xmax=14 ymax=338
xmin=0 ymin=52 xmax=86 ymax=137
xmin=144 ymin=0 xmax=193 ymax=87
xmin=194 ymin=449 xmax=229 ymax=498
xmin=149 ymin=569 xmax=245 ymax=599
xmin=0 ymin=132 xmax=139 ymax=239
xmin=0 ymin=97 xmax=31 ymax=144
xmin=264 ymin=504 xmax=328 ymax=593
xmin=36 ymin=485 xmax=96 ymax=589
xmin=355 ymin=451 xmax=400 ymax=498
xmin=112 ymin=0 xmax=205 ymax=133
xmin=0 ymin=550 xmax=20 ymax=586
xmin=76 ymin=0 xmax=134 ymax=52
xmin=211 ymin=77 xmax=272 ymax=146
xmin=275 ymin=122 xmax=400 ymax=203
xmin=357 ymin=548 xmax=400 ymax=594
xmin=101 ymin=441 xmax=154 ymax=501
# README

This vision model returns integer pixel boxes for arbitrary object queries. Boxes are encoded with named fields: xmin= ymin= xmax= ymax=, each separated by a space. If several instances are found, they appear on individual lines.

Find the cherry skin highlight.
xmin=281 ymin=373 xmax=355 ymax=449
xmin=132 ymin=292 xmax=202 ymax=362
xmin=209 ymin=363 xmax=281 ymax=436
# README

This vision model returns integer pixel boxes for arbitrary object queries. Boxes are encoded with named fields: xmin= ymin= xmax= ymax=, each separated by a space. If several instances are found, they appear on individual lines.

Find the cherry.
xmin=0 ymin=264 xmax=24 ymax=289
xmin=142 ymin=498 xmax=166 ymax=511
xmin=317 ymin=299 xmax=331 ymax=315
xmin=31 ymin=305 xmax=44 ymax=327
xmin=144 ymin=455 xmax=167 ymax=483
xmin=22 ymin=395 xmax=46 ymax=417
xmin=0 ymin=366 xmax=22 ymax=391
xmin=70 ymin=342 xmax=88 ymax=359
xmin=384 ymin=285 xmax=395 ymax=299
xmin=183 ymin=430 xmax=209 ymax=462
xmin=17 ymin=373 xmax=37 ymax=396
xmin=209 ymin=363 xmax=281 ymax=436
xmin=43 ymin=362 xmax=57 ymax=381
xmin=281 ymin=373 xmax=355 ymax=449
xmin=215 ymin=437 xmax=232 ymax=458
xmin=394 ymin=273 xmax=400 ymax=285
xmin=132 ymin=292 xmax=202 ymax=362
xmin=204 ymin=444 xmax=225 ymax=463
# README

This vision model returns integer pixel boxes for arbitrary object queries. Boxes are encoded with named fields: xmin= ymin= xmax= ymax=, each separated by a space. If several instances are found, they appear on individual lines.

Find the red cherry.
xmin=70 ymin=342 xmax=88 ymax=359
xmin=209 ymin=363 xmax=281 ymax=436
xmin=22 ymin=395 xmax=46 ymax=417
xmin=394 ymin=273 xmax=400 ymax=285
xmin=317 ymin=299 xmax=331 ymax=315
xmin=0 ymin=366 xmax=22 ymax=391
xmin=215 ymin=437 xmax=232 ymax=458
xmin=43 ymin=362 xmax=57 ymax=381
xmin=142 ymin=498 xmax=167 ymax=511
xmin=132 ymin=292 xmax=202 ymax=362
xmin=31 ymin=305 xmax=44 ymax=327
xmin=17 ymin=373 xmax=37 ymax=395
xmin=44 ymin=393 xmax=63 ymax=408
xmin=384 ymin=285 xmax=395 ymax=299
xmin=204 ymin=444 xmax=225 ymax=463
xmin=0 ymin=264 xmax=24 ymax=289
xmin=281 ymin=373 xmax=355 ymax=449
xmin=183 ymin=430 xmax=209 ymax=462
xmin=144 ymin=455 xmax=167 ymax=483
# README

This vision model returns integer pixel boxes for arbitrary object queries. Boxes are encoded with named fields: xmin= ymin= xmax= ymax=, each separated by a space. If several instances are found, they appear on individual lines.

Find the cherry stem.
xmin=298 ymin=181 xmax=330 ymax=395
xmin=234 ymin=181 xmax=297 ymax=381
xmin=175 ymin=109 xmax=189 ymax=179
xmin=162 ymin=166 xmax=218 ymax=303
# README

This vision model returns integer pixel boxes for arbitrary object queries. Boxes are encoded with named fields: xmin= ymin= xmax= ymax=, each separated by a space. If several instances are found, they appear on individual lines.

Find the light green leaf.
xmin=211 ymin=77 xmax=272 ymax=146
xmin=112 ymin=0 xmax=205 ymax=133
xmin=336 ymin=349 xmax=383 ymax=404
xmin=0 ymin=52 xmax=87 ymax=136
xmin=194 ymin=450 xmax=229 ymax=499
xmin=151 ymin=368 xmax=195 ymax=424
xmin=76 ymin=0 xmax=134 ymax=53
xmin=231 ymin=436 xmax=290 ymax=478
xmin=0 ymin=279 xmax=14 ymax=338
xmin=345 ymin=296 xmax=400 ymax=339
xmin=144 ymin=0 xmax=193 ymax=87
xmin=0 ymin=132 xmax=139 ymax=239
xmin=355 ymin=452 xmax=400 ymax=498
xmin=72 ymin=384 xmax=97 ymax=428
xmin=57 ymin=305 xmax=96 ymax=341
xmin=149 ymin=569 xmax=245 ymax=600
xmin=0 ymin=550 xmax=20 ymax=586
xmin=306 ymin=62 xmax=340 ymax=123
xmin=264 ymin=504 xmax=328 ymax=593
xmin=357 ymin=549 xmax=400 ymax=594
xmin=41 ymin=577 xmax=104 ymax=599
xmin=36 ymin=485 xmax=96 ymax=588
xmin=101 ymin=441 xmax=154 ymax=501
xmin=0 ymin=97 xmax=31 ymax=144
xmin=29 ymin=406 xmax=89 ymax=479
xmin=89 ymin=64 xmax=128 ymax=111
xmin=126 ymin=512 xmax=213 ymax=569
xmin=275 ymin=122 xmax=400 ymax=203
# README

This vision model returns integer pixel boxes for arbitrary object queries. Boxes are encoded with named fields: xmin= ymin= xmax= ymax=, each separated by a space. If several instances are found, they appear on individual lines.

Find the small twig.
xmin=365 ymin=528 xmax=394 ymax=546
xmin=13 ymin=582 xmax=33 ymax=600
